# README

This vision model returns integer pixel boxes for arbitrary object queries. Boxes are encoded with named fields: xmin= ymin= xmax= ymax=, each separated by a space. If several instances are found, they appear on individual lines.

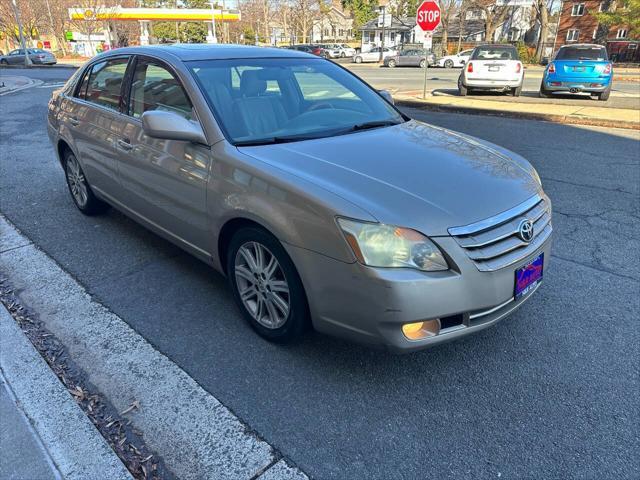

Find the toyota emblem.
xmin=518 ymin=219 xmax=534 ymax=243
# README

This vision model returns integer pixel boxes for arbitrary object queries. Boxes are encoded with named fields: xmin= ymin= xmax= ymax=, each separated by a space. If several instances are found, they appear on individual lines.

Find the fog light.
xmin=402 ymin=319 xmax=441 ymax=340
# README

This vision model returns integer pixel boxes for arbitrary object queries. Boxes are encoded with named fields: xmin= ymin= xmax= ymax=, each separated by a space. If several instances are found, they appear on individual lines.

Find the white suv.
xmin=458 ymin=45 xmax=524 ymax=96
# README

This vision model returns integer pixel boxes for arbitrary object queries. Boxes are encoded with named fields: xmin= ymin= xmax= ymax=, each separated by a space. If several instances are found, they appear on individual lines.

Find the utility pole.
xmin=208 ymin=1 xmax=218 ymax=43
xmin=379 ymin=5 xmax=386 ymax=63
xmin=10 ymin=0 xmax=32 ymax=66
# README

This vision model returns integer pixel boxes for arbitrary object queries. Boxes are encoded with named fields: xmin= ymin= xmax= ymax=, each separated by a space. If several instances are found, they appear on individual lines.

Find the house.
xmin=311 ymin=1 xmax=354 ymax=43
xmin=555 ymin=0 xmax=639 ymax=62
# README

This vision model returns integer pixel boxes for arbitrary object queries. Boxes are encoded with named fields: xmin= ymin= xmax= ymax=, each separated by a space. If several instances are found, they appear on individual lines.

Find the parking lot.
xmin=1 ymin=67 xmax=639 ymax=479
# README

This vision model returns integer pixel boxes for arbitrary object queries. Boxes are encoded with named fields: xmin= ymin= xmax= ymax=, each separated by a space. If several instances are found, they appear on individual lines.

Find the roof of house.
xmin=360 ymin=16 xmax=488 ymax=39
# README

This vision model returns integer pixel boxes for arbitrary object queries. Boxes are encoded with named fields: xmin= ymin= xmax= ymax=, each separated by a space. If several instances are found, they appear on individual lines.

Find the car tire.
xmin=387 ymin=59 xmax=396 ymax=68
xmin=458 ymin=77 xmax=468 ymax=96
xmin=419 ymin=59 xmax=426 ymax=68
xmin=63 ymin=150 xmax=109 ymax=215
xmin=512 ymin=85 xmax=522 ymax=97
xmin=598 ymin=87 xmax=611 ymax=101
xmin=539 ymin=83 xmax=551 ymax=98
xmin=227 ymin=226 xmax=309 ymax=343
xmin=354 ymin=56 xmax=363 ymax=64
xmin=0 ymin=59 xmax=7 ymax=65
xmin=340 ymin=52 xmax=346 ymax=58
xmin=444 ymin=59 xmax=454 ymax=68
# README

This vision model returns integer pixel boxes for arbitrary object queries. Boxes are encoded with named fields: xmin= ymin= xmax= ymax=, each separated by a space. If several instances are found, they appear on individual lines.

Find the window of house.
xmin=567 ymin=29 xmax=580 ymax=41
xmin=571 ymin=3 xmax=585 ymax=15
xmin=616 ymin=29 xmax=628 ymax=39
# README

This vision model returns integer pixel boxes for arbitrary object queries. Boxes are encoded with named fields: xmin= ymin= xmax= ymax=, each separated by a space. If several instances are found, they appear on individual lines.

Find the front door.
xmin=116 ymin=56 xmax=211 ymax=252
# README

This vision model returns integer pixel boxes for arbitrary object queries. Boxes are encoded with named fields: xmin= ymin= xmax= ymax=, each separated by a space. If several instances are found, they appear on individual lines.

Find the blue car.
xmin=540 ymin=43 xmax=612 ymax=101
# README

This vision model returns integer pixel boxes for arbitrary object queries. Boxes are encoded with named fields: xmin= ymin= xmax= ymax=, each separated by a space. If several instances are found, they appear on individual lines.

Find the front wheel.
xmin=64 ymin=151 xmax=109 ymax=215
xmin=227 ymin=227 xmax=309 ymax=343
xmin=387 ymin=59 xmax=396 ymax=68
xmin=444 ymin=59 xmax=454 ymax=68
xmin=419 ymin=59 xmax=426 ymax=68
xmin=340 ymin=52 xmax=346 ymax=58
xmin=0 ymin=59 xmax=8 ymax=65
xmin=354 ymin=56 xmax=363 ymax=64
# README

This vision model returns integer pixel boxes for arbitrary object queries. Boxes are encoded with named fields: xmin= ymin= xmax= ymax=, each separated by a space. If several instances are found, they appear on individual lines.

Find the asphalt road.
xmin=340 ymin=62 xmax=640 ymax=110
xmin=1 ymin=70 xmax=639 ymax=479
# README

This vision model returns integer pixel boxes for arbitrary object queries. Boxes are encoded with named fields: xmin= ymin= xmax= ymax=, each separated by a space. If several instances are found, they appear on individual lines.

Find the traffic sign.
xmin=416 ymin=0 xmax=441 ymax=32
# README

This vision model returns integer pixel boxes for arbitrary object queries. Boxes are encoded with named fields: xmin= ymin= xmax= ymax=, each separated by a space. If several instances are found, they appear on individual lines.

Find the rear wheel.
xmin=511 ymin=85 xmax=522 ymax=97
xmin=539 ymin=83 xmax=551 ymax=98
xmin=0 ymin=59 xmax=8 ymax=65
xmin=444 ymin=59 xmax=454 ymax=68
xmin=227 ymin=227 xmax=309 ymax=343
xmin=354 ymin=56 xmax=363 ymax=64
xmin=458 ymin=77 xmax=468 ymax=96
xmin=598 ymin=87 xmax=611 ymax=101
xmin=340 ymin=52 xmax=346 ymax=58
xmin=63 ymin=151 xmax=109 ymax=215
xmin=419 ymin=59 xmax=426 ymax=68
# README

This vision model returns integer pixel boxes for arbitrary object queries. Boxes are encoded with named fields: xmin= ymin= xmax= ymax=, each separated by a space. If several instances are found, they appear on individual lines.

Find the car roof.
xmin=473 ymin=44 xmax=516 ymax=49
xmin=94 ymin=43 xmax=315 ymax=62
xmin=559 ymin=43 xmax=605 ymax=48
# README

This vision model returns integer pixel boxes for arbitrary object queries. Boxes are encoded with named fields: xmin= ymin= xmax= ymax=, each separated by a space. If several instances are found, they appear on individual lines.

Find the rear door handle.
xmin=116 ymin=138 xmax=133 ymax=151
xmin=68 ymin=117 xmax=80 ymax=126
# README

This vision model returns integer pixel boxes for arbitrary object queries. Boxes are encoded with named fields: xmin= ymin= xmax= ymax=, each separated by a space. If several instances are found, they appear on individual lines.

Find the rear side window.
xmin=83 ymin=58 xmax=129 ymax=111
xmin=129 ymin=59 xmax=193 ymax=120
xmin=556 ymin=46 xmax=608 ymax=61
xmin=471 ymin=46 xmax=519 ymax=61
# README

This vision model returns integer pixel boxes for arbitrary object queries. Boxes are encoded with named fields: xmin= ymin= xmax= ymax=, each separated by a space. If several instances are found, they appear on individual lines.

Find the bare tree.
xmin=438 ymin=0 xmax=458 ymax=56
xmin=470 ymin=0 xmax=513 ymax=42
xmin=532 ymin=0 xmax=554 ymax=61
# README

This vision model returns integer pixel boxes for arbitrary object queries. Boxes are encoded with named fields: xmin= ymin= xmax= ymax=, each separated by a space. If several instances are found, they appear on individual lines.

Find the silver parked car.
xmin=47 ymin=45 xmax=552 ymax=352
xmin=0 ymin=48 xmax=57 ymax=65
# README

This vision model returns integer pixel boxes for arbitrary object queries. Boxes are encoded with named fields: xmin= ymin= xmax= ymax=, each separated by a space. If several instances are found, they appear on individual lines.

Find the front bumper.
xmin=286 ymin=232 xmax=552 ymax=353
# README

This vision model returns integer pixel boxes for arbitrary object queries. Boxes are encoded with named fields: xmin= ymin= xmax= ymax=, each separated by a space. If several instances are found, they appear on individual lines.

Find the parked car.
xmin=353 ymin=47 xmax=398 ymax=63
xmin=334 ymin=44 xmax=357 ymax=58
xmin=436 ymin=49 xmax=472 ymax=68
xmin=540 ymin=44 xmax=612 ymax=101
xmin=458 ymin=45 xmax=524 ymax=96
xmin=287 ymin=44 xmax=325 ymax=57
xmin=48 ymin=44 xmax=551 ymax=352
xmin=0 ymin=48 xmax=57 ymax=65
xmin=317 ymin=44 xmax=341 ymax=58
xmin=384 ymin=49 xmax=436 ymax=68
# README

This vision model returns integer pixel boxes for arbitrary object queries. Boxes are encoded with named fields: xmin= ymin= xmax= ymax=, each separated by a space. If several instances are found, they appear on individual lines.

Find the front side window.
xmin=190 ymin=57 xmax=404 ymax=145
xmin=471 ymin=46 xmax=519 ymax=61
xmin=129 ymin=59 xmax=193 ymax=119
xmin=571 ymin=3 xmax=585 ymax=15
xmin=84 ymin=57 xmax=129 ymax=111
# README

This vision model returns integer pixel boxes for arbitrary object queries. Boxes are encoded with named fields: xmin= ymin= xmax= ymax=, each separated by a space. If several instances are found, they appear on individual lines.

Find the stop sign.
xmin=416 ymin=0 xmax=441 ymax=32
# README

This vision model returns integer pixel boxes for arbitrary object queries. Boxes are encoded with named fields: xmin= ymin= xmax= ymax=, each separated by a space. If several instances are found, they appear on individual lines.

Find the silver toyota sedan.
xmin=47 ymin=44 xmax=552 ymax=352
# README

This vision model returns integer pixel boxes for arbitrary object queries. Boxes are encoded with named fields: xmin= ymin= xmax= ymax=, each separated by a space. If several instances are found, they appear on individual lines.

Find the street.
xmin=1 ymin=68 xmax=639 ymax=479
xmin=341 ymin=62 xmax=640 ymax=110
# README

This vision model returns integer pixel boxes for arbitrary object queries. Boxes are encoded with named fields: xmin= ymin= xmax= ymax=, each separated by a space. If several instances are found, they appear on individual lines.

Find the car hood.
xmin=238 ymin=120 xmax=542 ymax=236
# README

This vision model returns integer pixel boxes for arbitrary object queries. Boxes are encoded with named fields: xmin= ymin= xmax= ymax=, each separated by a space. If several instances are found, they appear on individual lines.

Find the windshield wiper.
xmin=350 ymin=120 xmax=404 ymax=131
xmin=235 ymin=134 xmax=324 ymax=147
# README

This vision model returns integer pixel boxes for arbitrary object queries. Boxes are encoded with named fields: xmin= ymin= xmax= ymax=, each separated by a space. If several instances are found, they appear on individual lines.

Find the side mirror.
xmin=460 ymin=59 xmax=466 ymax=64
xmin=378 ymin=89 xmax=394 ymax=105
xmin=141 ymin=110 xmax=207 ymax=144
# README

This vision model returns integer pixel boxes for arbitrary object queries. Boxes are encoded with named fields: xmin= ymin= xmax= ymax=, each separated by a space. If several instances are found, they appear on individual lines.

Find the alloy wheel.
xmin=66 ymin=155 xmax=88 ymax=208
xmin=234 ymin=241 xmax=290 ymax=329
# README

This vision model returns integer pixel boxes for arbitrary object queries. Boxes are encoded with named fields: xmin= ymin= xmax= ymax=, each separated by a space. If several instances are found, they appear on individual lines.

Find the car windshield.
xmin=556 ymin=46 xmax=608 ymax=61
xmin=471 ymin=46 xmax=519 ymax=60
xmin=190 ymin=58 xmax=404 ymax=145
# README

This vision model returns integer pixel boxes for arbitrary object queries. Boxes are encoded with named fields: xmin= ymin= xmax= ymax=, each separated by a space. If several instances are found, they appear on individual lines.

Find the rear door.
xmin=60 ymin=56 xmax=131 ymax=197
xmin=8 ymin=49 xmax=24 ymax=65
xmin=116 ymin=55 xmax=212 ymax=251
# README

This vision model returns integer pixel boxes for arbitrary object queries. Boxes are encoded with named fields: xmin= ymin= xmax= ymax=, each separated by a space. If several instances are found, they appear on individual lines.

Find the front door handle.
xmin=68 ymin=116 xmax=80 ymax=126
xmin=116 ymin=138 xmax=133 ymax=151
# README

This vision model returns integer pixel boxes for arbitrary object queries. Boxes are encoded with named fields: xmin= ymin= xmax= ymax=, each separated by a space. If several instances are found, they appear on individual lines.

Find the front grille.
xmin=449 ymin=195 xmax=552 ymax=272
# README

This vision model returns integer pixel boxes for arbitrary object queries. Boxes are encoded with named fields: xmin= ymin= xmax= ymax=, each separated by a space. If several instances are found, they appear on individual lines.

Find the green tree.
xmin=342 ymin=0 xmax=377 ymax=40
xmin=596 ymin=0 xmax=639 ymax=37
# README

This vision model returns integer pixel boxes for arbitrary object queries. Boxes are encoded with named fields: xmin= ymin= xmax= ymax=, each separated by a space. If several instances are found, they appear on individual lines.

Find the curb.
xmin=395 ymin=97 xmax=640 ymax=130
xmin=0 ymin=305 xmax=133 ymax=480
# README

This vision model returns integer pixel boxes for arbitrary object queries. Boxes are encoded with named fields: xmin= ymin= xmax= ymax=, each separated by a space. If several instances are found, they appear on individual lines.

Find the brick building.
xmin=555 ymin=0 xmax=639 ymax=62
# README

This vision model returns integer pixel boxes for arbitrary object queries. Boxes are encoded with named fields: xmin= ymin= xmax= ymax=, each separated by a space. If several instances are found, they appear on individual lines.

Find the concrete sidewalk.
xmin=0 ymin=305 xmax=133 ymax=480
xmin=394 ymin=93 xmax=640 ymax=129
xmin=0 ymin=76 xmax=42 ymax=95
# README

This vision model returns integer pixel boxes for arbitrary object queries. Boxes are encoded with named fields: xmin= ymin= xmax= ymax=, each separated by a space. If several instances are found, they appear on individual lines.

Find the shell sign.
xmin=69 ymin=7 xmax=241 ymax=22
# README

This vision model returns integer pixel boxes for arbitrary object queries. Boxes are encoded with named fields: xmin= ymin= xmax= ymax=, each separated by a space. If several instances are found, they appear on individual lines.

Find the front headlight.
xmin=337 ymin=218 xmax=449 ymax=271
